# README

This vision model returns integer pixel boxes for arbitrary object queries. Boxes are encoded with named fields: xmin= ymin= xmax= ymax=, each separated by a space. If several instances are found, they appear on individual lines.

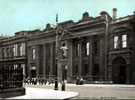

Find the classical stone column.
xmin=17 ymin=44 xmax=20 ymax=57
xmin=79 ymin=40 xmax=83 ymax=77
xmin=49 ymin=42 xmax=54 ymax=77
xmin=36 ymin=45 xmax=40 ymax=77
xmin=27 ymin=46 xmax=31 ymax=77
xmin=99 ymin=36 xmax=104 ymax=81
xmin=67 ymin=39 xmax=73 ymax=81
xmin=43 ymin=44 xmax=47 ymax=77
xmin=126 ymin=64 xmax=130 ymax=84
xmin=89 ymin=37 xmax=93 ymax=80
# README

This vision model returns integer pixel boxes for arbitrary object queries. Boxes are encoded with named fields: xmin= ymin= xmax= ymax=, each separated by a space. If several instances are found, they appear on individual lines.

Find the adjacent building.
xmin=0 ymin=8 xmax=135 ymax=84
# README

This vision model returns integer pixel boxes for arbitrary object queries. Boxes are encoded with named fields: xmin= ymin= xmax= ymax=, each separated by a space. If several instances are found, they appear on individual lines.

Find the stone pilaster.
xmin=89 ymin=37 xmax=93 ymax=80
xmin=67 ymin=39 xmax=73 ymax=81
xmin=99 ymin=37 xmax=104 ymax=81
xmin=43 ymin=44 xmax=47 ymax=76
xmin=27 ymin=46 xmax=31 ymax=77
xmin=49 ymin=42 xmax=54 ymax=76
xmin=126 ymin=64 xmax=130 ymax=84
xmin=36 ymin=45 xmax=40 ymax=77
xmin=79 ymin=40 xmax=82 ymax=77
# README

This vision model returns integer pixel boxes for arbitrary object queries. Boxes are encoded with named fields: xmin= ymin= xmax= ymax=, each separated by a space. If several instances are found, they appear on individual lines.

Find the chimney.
xmin=113 ymin=8 xmax=117 ymax=20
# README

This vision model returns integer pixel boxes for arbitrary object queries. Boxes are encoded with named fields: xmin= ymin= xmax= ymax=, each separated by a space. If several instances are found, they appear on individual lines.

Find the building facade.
xmin=0 ymin=8 xmax=135 ymax=84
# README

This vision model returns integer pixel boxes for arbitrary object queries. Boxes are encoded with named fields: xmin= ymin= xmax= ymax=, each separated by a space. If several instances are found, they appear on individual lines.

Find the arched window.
xmin=122 ymin=34 xmax=127 ymax=48
xmin=32 ymin=48 xmax=36 ymax=59
xmin=86 ymin=42 xmax=89 ymax=56
xmin=114 ymin=36 xmax=119 ymax=49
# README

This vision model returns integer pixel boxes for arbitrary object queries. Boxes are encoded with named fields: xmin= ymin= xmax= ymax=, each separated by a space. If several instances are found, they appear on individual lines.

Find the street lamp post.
xmin=54 ymin=14 xmax=59 ymax=90
xmin=54 ymin=13 xmax=70 ymax=91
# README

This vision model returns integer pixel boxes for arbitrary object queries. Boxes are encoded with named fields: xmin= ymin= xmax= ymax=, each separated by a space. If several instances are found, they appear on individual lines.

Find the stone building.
xmin=0 ymin=8 xmax=135 ymax=84
xmin=0 ymin=31 xmax=27 ymax=77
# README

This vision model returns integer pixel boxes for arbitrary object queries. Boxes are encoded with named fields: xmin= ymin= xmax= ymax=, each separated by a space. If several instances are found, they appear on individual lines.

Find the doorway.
xmin=62 ymin=65 xmax=67 ymax=81
xmin=112 ymin=57 xmax=126 ymax=84
xmin=31 ymin=70 xmax=36 ymax=78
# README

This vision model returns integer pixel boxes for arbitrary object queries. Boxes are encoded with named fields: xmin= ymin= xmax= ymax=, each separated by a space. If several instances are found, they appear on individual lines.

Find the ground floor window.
xmin=83 ymin=64 xmax=89 ymax=76
xmin=92 ymin=64 xmax=99 ymax=80
xmin=72 ymin=65 xmax=78 ymax=76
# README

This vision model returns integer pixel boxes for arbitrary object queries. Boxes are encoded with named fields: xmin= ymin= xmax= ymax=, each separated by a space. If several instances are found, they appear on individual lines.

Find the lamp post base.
xmin=61 ymin=82 xmax=65 ymax=91
xmin=54 ymin=78 xmax=58 ymax=90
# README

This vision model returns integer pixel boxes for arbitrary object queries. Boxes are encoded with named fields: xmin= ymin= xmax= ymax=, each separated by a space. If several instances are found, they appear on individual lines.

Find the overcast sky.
xmin=0 ymin=0 xmax=135 ymax=36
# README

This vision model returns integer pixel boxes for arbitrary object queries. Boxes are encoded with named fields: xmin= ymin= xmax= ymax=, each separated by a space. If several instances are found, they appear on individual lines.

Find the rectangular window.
xmin=73 ymin=65 xmax=78 ymax=75
xmin=92 ymin=64 xmax=99 ymax=81
xmin=75 ymin=65 xmax=78 ymax=75
xmin=114 ymin=36 xmax=119 ymax=49
xmin=13 ymin=47 xmax=15 ymax=57
xmin=32 ymin=49 xmax=36 ymax=60
xmin=76 ymin=43 xmax=80 ymax=56
xmin=19 ymin=45 xmax=23 ymax=56
xmin=122 ymin=34 xmax=127 ymax=48
xmin=85 ymin=42 xmax=89 ymax=56
xmin=2 ymin=48 xmax=5 ymax=58
xmin=7 ymin=48 xmax=10 ymax=58
xmin=84 ymin=64 xmax=89 ymax=76
xmin=95 ymin=40 xmax=99 ymax=54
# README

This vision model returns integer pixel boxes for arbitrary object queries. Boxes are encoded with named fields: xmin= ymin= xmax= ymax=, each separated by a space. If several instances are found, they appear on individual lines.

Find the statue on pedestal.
xmin=60 ymin=44 xmax=68 ymax=58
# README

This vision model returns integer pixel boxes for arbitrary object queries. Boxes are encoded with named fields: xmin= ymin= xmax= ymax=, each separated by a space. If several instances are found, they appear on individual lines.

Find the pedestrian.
xmin=76 ymin=76 xmax=80 ymax=85
xmin=41 ymin=78 xmax=44 ymax=85
xmin=80 ymin=77 xmax=84 ymax=85
xmin=28 ymin=78 xmax=30 ymax=85
xmin=44 ymin=78 xmax=47 ymax=85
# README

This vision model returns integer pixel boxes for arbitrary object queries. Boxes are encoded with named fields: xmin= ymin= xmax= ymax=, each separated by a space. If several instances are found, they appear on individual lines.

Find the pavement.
xmin=6 ymin=83 xmax=135 ymax=99
xmin=8 ymin=87 xmax=79 ymax=99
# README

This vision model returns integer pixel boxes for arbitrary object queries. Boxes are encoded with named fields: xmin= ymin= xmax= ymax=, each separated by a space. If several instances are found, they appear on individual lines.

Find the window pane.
xmin=76 ymin=43 xmax=79 ymax=56
xmin=86 ymin=42 xmax=89 ymax=49
xmin=86 ymin=42 xmax=89 ymax=55
xmin=122 ymin=41 xmax=127 ymax=48
xmin=19 ymin=45 xmax=23 ymax=56
xmin=32 ymin=49 xmax=36 ymax=59
xmin=13 ymin=47 xmax=15 ymax=56
xmin=114 ymin=36 xmax=118 ymax=42
xmin=122 ymin=35 xmax=127 ymax=41
xmin=114 ymin=43 xmax=118 ymax=49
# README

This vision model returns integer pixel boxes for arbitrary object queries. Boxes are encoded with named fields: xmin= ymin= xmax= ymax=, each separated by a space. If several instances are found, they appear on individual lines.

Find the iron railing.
xmin=0 ymin=66 xmax=23 ymax=89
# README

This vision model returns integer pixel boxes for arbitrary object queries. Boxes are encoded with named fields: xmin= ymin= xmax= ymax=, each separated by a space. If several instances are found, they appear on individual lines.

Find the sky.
xmin=0 ymin=0 xmax=135 ymax=36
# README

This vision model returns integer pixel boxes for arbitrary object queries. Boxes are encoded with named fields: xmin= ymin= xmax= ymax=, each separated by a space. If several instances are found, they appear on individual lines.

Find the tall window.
xmin=95 ymin=40 xmax=99 ymax=54
xmin=7 ymin=48 xmax=10 ymax=58
xmin=76 ymin=43 xmax=80 ymax=56
xmin=32 ymin=49 xmax=36 ymax=60
xmin=72 ymin=65 xmax=78 ymax=75
xmin=114 ymin=36 xmax=119 ymax=49
xmin=2 ymin=48 xmax=5 ymax=58
xmin=13 ymin=47 xmax=15 ymax=57
xmin=85 ymin=42 xmax=89 ymax=56
xmin=84 ymin=64 xmax=89 ymax=76
xmin=19 ymin=45 xmax=23 ymax=56
xmin=92 ymin=64 xmax=99 ymax=80
xmin=122 ymin=34 xmax=127 ymax=48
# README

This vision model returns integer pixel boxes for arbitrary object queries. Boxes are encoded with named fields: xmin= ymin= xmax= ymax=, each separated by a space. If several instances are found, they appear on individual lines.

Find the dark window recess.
xmin=76 ymin=65 xmax=79 ymax=75
xmin=76 ymin=43 xmax=79 ymax=57
xmin=94 ymin=40 xmax=100 ymax=55
xmin=84 ymin=42 xmax=89 ymax=56
xmin=46 ymin=65 xmax=50 ymax=75
xmin=92 ymin=64 xmax=99 ymax=80
xmin=72 ymin=65 xmax=78 ymax=75
xmin=84 ymin=64 xmax=89 ymax=76
xmin=46 ymin=44 xmax=50 ymax=59
xmin=39 ymin=45 xmax=43 ymax=75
